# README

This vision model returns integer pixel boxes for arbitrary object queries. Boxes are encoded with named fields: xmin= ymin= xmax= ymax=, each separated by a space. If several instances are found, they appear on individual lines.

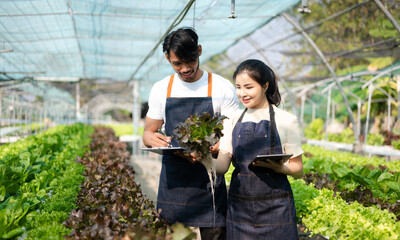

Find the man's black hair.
xmin=163 ymin=27 xmax=199 ymax=63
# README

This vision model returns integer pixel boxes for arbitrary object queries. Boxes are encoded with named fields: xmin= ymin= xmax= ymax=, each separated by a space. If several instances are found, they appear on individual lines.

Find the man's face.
xmin=166 ymin=48 xmax=202 ymax=83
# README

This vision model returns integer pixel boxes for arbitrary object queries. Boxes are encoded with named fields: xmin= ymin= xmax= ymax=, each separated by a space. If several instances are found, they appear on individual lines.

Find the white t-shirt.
xmin=146 ymin=71 xmax=239 ymax=121
xmin=219 ymin=105 xmax=304 ymax=158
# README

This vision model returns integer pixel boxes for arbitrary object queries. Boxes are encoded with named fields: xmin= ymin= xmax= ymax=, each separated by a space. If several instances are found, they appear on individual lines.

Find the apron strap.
xmin=166 ymin=74 xmax=174 ymax=98
xmin=269 ymin=104 xmax=276 ymax=154
xmin=207 ymin=72 xmax=212 ymax=97
xmin=237 ymin=108 xmax=248 ymax=123
xmin=236 ymin=106 xmax=277 ymax=154
xmin=166 ymin=72 xmax=213 ymax=98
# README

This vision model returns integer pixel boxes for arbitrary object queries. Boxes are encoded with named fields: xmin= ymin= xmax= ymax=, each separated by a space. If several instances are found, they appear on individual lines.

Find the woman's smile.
xmin=235 ymin=72 xmax=269 ymax=109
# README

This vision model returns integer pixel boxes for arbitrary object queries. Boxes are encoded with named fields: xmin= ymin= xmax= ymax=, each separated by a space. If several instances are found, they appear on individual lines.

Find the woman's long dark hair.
xmin=233 ymin=59 xmax=281 ymax=106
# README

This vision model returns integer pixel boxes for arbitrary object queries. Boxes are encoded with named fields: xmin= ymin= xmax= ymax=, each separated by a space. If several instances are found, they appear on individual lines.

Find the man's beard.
xmin=179 ymin=62 xmax=200 ymax=82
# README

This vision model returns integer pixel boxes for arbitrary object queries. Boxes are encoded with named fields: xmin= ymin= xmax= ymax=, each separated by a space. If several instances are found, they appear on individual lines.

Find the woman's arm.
xmin=212 ymin=150 xmax=232 ymax=175
xmin=283 ymin=155 xmax=303 ymax=178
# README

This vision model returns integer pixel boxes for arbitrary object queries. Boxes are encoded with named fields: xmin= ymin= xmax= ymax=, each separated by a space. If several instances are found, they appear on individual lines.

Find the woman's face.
xmin=235 ymin=72 xmax=269 ymax=109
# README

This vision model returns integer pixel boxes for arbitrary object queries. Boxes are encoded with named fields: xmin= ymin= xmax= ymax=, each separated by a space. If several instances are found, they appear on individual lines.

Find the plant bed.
xmin=290 ymin=178 xmax=400 ymax=239
xmin=64 ymin=126 xmax=195 ymax=240
xmin=301 ymin=171 xmax=400 ymax=221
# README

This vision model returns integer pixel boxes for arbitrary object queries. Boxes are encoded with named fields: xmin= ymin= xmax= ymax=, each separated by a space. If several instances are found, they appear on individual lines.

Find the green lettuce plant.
xmin=173 ymin=112 xmax=227 ymax=161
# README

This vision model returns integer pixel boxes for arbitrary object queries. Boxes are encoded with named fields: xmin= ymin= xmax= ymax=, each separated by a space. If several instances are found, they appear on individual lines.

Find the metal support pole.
xmin=18 ymin=106 xmax=22 ymax=131
xmin=40 ymin=107 xmax=43 ymax=132
xmin=76 ymin=81 xmax=80 ymax=120
xmin=332 ymin=102 xmax=335 ymax=124
xmin=312 ymin=103 xmax=315 ymax=121
xmin=365 ymin=84 xmax=373 ymax=145
xmin=0 ymin=90 xmax=2 ymax=127
xmin=300 ymin=95 xmax=306 ymax=129
xmin=283 ymin=13 xmax=359 ymax=143
xmin=387 ymin=97 xmax=391 ymax=132
xmin=228 ymin=0 xmax=237 ymax=18
xmin=373 ymin=0 xmax=400 ymax=34
xmin=29 ymin=108 xmax=33 ymax=134
xmin=325 ymin=89 xmax=331 ymax=141
xmin=132 ymin=80 xmax=140 ymax=155
xmin=357 ymin=100 xmax=361 ymax=140
xmin=12 ymin=92 xmax=16 ymax=128
xmin=397 ymin=75 xmax=400 ymax=120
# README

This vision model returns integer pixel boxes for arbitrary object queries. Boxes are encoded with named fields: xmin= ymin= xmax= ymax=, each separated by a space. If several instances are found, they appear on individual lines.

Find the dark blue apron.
xmin=226 ymin=105 xmax=298 ymax=239
xmin=157 ymin=73 xmax=227 ymax=227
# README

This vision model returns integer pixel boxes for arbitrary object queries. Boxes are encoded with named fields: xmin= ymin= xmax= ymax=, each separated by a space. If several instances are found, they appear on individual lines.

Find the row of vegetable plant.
xmin=301 ymin=171 xmax=399 ymax=221
xmin=63 ymin=126 xmax=195 ymax=240
xmin=290 ymin=178 xmax=400 ymax=240
xmin=0 ymin=123 xmax=93 ymax=239
xmin=302 ymin=155 xmax=400 ymax=201
xmin=304 ymin=118 xmax=400 ymax=148
xmin=303 ymin=144 xmax=400 ymax=172
xmin=301 ymin=144 xmax=400 ymax=221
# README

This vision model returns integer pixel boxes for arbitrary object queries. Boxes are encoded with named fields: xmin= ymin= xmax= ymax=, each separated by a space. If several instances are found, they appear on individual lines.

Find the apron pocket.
xmin=229 ymin=192 xmax=292 ymax=226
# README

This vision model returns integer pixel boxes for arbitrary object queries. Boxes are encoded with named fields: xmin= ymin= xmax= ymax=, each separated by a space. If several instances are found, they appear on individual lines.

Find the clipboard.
xmin=141 ymin=147 xmax=185 ymax=155
xmin=250 ymin=153 xmax=293 ymax=166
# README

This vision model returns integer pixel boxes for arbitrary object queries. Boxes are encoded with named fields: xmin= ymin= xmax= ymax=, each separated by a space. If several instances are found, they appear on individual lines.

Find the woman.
xmin=214 ymin=59 xmax=303 ymax=239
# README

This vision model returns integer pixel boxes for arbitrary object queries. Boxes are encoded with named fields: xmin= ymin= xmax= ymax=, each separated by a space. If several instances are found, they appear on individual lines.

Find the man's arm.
xmin=143 ymin=117 xmax=170 ymax=148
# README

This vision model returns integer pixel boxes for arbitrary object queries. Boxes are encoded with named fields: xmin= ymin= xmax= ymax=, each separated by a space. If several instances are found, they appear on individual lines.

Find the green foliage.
xmin=328 ymin=127 xmax=355 ymax=143
xmin=391 ymin=139 xmax=400 ymax=150
xmin=225 ymin=163 xmax=235 ymax=186
xmin=173 ymin=112 xmax=227 ymax=158
xmin=304 ymin=118 xmax=324 ymax=140
xmin=105 ymin=124 xmax=144 ymax=136
xmin=290 ymin=178 xmax=400 ymax=240
xmin=303 ymin=144 xmax=400 ymax=173
xmin=366 ymin=133 xmax=385 ymax=146
xmin=0 ymin=124 xmax=93 ymax=239
xmin=303 ymin=157 xmax=400 ymax=201
xmin=300 ymin=0 xmax=400 ymax=72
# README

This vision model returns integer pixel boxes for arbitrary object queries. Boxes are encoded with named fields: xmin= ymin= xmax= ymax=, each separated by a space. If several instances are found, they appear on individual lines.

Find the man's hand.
xmin=150 ymin=132 xmax=171 ymax=148
xmin=143 ymin=117 xmax=170 ymax=148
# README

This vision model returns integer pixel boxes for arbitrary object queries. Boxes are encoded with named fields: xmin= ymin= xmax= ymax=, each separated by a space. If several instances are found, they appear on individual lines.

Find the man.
xmin=143 ymin=27 xmax=238 ymax=239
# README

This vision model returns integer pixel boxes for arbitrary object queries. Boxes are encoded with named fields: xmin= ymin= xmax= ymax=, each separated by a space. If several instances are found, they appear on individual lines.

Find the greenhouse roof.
xmin=0 ymin=0 xmax=299 ymax=100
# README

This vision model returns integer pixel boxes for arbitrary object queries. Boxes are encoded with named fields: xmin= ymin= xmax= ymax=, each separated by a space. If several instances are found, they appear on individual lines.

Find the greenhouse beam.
xmin=0 ymin=49 xmax=13 ymax=54
xmin=373 ymin=0 xmax=400 ymax=34
xmin=282 ymin=13 xmax=359 ymax=143
xmin=132 ymin=80 xmax=140 ymax=156
xmin=325 ymin=89 xmax=331 ymax=141
xmin=244 ymin=37 xmax=302 ymax=136
xmin=365 ymin=85 xmax=373 ymax=145
xmin=76 ymin=81 xmax=80 ymax=120
xmin=237 ymin=1 xmax=371 ymax=63
xmin=361 ymin=65 xmax=400 ymax=89
xmin=397 ymin=75 xmax=400 ymax=120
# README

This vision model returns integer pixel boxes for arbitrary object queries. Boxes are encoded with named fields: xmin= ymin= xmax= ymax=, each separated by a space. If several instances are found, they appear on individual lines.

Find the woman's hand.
xmin=252 ymin=160 xmax=286 ymax=173
xmin=252 ymin=154 xmax=303 ymax=178
xmin=209 ymin=141 xmax=220 ymax=156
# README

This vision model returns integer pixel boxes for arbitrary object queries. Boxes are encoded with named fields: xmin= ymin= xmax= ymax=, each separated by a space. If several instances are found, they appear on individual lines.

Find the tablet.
xmin=141 ymin=147 xmax=185 ymax=155
xmin=251 ymin=154 xmax=293 ymax=166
